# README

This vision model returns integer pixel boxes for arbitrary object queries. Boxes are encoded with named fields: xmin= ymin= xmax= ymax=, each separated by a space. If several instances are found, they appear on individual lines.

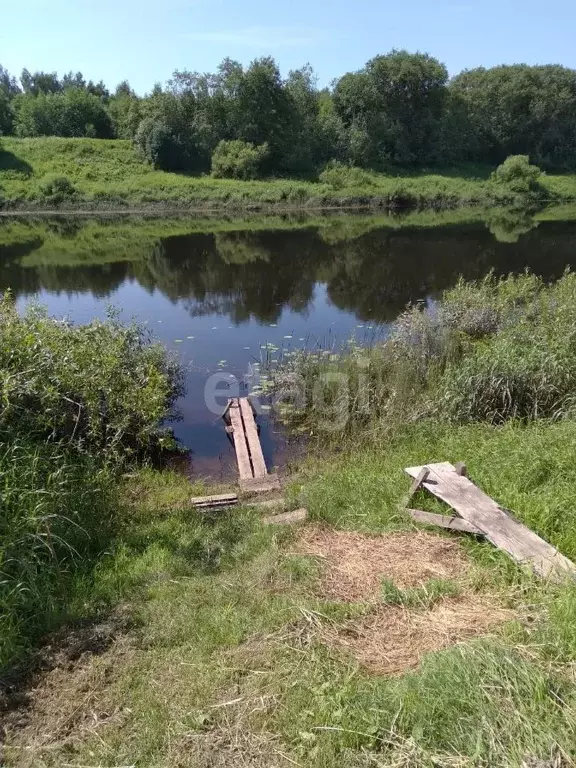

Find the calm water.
xmin=2 ymin=211 xmax=576 ymax=478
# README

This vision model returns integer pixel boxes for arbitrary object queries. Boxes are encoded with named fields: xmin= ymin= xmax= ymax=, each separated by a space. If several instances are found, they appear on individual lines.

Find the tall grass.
xmin=0 ymin=296 xmax=185 ymax=669
xmin=0 ymin=441 xmax=115 ymax=666
xmin=268 ymin=271 xmax=576 ymax=441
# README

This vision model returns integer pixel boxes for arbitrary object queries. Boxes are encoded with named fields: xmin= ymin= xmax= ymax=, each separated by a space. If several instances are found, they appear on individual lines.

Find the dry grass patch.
xmin=326 ymin=595 xmax=514 ymax=676
xmin=296 ymin=525 xmax=470 ymax=602
xmin=1 ymin=623 xmax=134 ymax=765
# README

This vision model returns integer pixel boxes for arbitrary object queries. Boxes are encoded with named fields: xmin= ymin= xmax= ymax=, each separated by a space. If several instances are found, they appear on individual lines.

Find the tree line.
xmin=1 ymin=51 xmax=576 ymax=177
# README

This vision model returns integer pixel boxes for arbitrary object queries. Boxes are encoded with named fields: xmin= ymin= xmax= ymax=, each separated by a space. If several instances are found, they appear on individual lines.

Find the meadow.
xmin=2 ymin=137 xmax=576 ymax=213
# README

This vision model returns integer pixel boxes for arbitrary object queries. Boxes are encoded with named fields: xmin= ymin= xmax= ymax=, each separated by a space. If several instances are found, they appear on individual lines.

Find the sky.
xmin=1 ymin=0 xmax=576 ymax=94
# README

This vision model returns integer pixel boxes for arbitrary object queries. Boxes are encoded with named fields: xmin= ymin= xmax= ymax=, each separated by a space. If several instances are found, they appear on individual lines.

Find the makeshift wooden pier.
xmin=223 ymin=397 xmax=280 ymax=493
xmin=404 ymin=461 xmax=576 ymax=581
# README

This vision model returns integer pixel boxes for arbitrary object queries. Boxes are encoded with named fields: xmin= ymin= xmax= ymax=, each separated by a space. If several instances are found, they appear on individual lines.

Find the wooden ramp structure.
xmin=224 ymin=398 xmax=280 ymax=493
xmin=405 ymin=462 xmax=576 ymax=581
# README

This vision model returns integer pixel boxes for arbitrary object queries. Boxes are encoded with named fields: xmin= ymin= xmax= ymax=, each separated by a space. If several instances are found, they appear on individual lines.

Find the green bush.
xmin=211 ymin=139 xmax=268 ymax=180
xmin=134 ymin=117 xmax=188 ymax=172
xmin=319 ymin=160 xmax=376 ymax=190
xmin=37 ymin=173 xmax=77 ymax=202
xmin=490 ymin=154 xmax=543 ymax=196
xmin=0 ymin=296 xmax=184 ymax=459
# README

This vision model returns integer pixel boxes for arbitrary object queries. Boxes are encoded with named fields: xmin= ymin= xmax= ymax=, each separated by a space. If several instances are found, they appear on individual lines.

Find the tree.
xmin=14 ymin=88 xmax=113 ymax=138
xmin=109 ymin=81 xmax=142 ymax=139
xmin=20 ymin=69 xmax=62 ymax=95
xmin=283 ymin=65 xmax=323 ymax=174
xmin=333 ymin=50 xmax=449 ymax=166
xmin=134 ymin=117 xmax=201 ymax=171
xmin=234 ymin=57 xmax=297 ymax=172
xmin=0 ymin=91 xmax=13 ymax=135
xmin=0 ymin=65 xmax=20 ymax=97
xmin=450 ymin=65 xmax=576 ymax=168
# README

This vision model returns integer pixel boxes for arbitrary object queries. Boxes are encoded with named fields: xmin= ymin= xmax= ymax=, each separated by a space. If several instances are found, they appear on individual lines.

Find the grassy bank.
xmin=2 ymin=422 xmax=576 ymax=767
xmin=2 ymin=137 xmax=576 ymax=212
xmin=3 ymin=275 xmax=576 ymax=766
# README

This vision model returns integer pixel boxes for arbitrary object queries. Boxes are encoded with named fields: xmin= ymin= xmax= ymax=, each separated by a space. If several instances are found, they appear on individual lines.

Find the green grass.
xmin=2 ymin=136 xmax=576 ymax=212
xmin=3 ymin=421 xmax=576 ymax=767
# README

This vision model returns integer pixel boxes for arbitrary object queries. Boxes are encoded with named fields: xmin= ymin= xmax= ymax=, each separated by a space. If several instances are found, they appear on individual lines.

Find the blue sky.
xmin=1 ymin=0 xmax=575 ymax=93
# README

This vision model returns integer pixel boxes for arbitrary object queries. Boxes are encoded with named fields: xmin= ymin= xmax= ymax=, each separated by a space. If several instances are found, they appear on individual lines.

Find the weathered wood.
xmin=405 ymin=462 xmax=576 ymax=580
xmin=240 ymin=475 xmax=281 ymax=494
xmin=239 ymin=398 xmax=267 ymax=479
xmin=227 ymin=398 xmax=253 ymax=480
xmin=402 ymin=466 xmax=430 ymax=509
xmin=407 ymin=508 xmax=483 ymax=535
xmin=263 ymin=508 xmax=308 ymax=526
xmin=191 ymin=493 xmax=238 ymax=509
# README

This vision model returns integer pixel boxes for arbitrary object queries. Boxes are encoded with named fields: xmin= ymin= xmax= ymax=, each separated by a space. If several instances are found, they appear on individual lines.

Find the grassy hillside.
xmin=2 ymin=137 xmax=576 ymax=212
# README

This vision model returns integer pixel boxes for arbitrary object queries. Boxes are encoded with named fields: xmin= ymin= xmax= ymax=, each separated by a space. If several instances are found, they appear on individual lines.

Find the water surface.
xmin=2 ymin=210 xmax=575 ymax=478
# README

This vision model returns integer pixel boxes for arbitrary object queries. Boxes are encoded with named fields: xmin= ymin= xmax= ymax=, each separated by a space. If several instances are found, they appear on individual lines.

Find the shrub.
xmin=37 ymin=173 xmax=77 ymax=202
xmin=134 ymin=117 xmax=187 ymax=171
xmin=0 ymin=296 xmax=184 ymax=460
xmin=490 ymin=155 xmax=543 ymax=196
xmin=319 ymin=160 xmax=376 ymax=190
xmin=211 ymin=139 xmax=268 ymax=180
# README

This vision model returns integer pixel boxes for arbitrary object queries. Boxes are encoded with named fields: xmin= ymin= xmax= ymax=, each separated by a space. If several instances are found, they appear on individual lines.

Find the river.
xmin=2 ymin=208 xmax=575 ymax=478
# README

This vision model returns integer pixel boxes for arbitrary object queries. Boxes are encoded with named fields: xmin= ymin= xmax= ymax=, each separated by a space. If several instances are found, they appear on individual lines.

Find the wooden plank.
xmin=191 ymin=493 xmax=238 ymax=509
xmin=263 ymin=508 xmax=308 ymax=526
xmin=240 ymin=476 xmax=282 ymax=494
xmin=239 ymin=398 xmax=268 ymax=479
xmin=228 ymin=398 xmax=253 ymax=480
xmin=407 ymin=508 xmax=483 ymax=535
xmin=401 ymin=466 xmax=430 ymax=510
xmin=405 ymin=462 xmax=576 ymax=580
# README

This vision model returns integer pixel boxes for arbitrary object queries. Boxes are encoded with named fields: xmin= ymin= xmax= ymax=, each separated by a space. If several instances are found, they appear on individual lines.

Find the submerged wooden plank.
xmin=405 ymin=462 xmax=576 ymax=580
xmin=228 ymin=398 xmax=253 ymax=480
xmin=239 ymin=398 xmax=268 ymax=479
xmin=407 ymin=508 xmax=483 ymax=535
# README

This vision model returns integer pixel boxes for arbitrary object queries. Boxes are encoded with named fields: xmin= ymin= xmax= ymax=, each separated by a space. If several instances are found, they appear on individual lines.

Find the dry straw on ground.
xmin=326 ymin=595 xmax=514 ymax=675
xmin=297 ymin=525 xmax=471 ymax=601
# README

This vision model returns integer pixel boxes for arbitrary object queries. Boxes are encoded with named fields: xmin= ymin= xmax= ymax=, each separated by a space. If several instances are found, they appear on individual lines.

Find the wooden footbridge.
xmin=223 ymin=397 xmax=280 ymax=493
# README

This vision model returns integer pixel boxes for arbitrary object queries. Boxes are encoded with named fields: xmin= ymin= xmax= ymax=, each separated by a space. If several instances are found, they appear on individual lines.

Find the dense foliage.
xmin=2 ymin=53 xmax=576 ymax=174
xmin=211 ymin=139 xmax=269 ymax=179
xmin=0 ymin=295 xmax=184 ymax=665
xmin=268 ymin=272 xmax=576 ymax=439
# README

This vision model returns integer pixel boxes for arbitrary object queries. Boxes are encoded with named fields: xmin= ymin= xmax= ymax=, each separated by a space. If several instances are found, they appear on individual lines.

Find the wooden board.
xmin=407 ymin=508 xmax=483 ymax=535
xmin=405 ymin=462 xmax=576 ymax=580
xmin=227 ymin=399 xmax=253 ymax=480
xmin=240 ymin=475 xmax=281 ymax=494
xmin=239 ymin=398 xmax=268 ymax=479
xmin=191 ymin=493 xmax=238 ymax=510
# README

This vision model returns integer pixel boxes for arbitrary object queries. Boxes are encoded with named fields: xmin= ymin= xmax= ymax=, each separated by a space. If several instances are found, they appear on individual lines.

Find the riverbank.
xmin=3 ymin=137 xmax=576 ymax=213
xmin=2 ymin=274 xmax=576 ymax=766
